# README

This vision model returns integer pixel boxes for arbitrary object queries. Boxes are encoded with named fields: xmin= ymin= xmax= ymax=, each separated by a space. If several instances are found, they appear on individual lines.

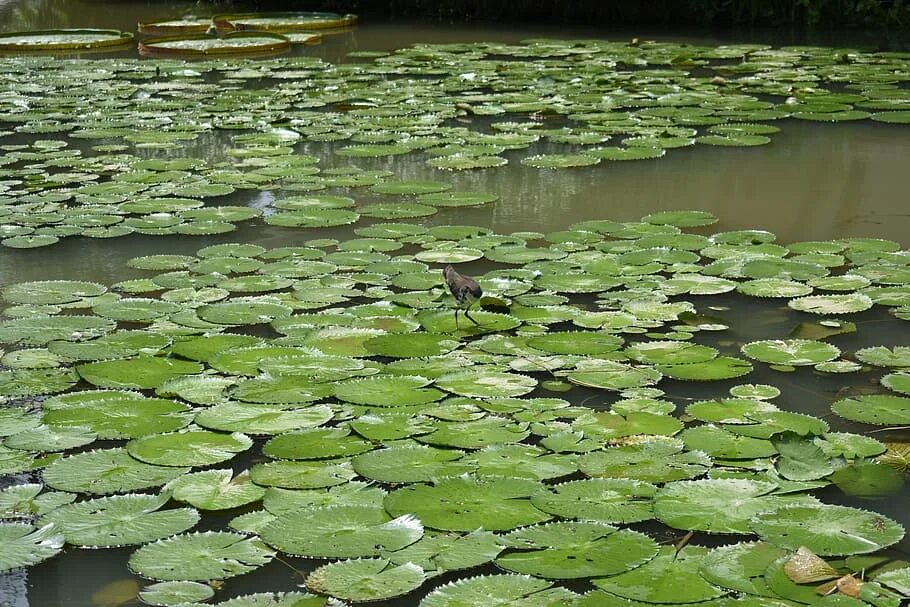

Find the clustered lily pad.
xmin=0 ymin=31 xmax=908 ymax=607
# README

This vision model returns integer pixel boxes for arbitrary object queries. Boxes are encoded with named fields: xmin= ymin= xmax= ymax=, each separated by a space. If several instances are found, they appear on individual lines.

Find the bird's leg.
xmin=453 ymin=307 xmax=460 ymax=330
xmin=463 ymin=301 xmax=481 ymax=326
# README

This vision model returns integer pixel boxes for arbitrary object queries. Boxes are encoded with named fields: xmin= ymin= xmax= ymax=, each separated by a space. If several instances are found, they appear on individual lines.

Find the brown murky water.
xmin=1 ymin=1 xmax=909 ymax=605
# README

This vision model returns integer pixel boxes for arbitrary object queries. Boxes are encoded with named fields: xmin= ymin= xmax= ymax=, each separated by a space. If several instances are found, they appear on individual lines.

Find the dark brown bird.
xmin=443 ymin=265 xmax=482 ymax=329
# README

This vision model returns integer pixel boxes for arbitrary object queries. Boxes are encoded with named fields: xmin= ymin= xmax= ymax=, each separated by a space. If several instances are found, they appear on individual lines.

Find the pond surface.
xmin=1 ymin=2 xmax=909 ymax=607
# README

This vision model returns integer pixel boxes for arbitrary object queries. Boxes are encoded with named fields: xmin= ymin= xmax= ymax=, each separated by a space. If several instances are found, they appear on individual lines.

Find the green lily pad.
xmin=0 ymin=523 xmax=63 ymax=573
xmin=260 ymin=504 xmax=423 ymax=558
xmin=593 ymin=546 xmax=726 ymax=603
xmin=385 ymin=476 xmax=551 ymax=532
xmin=128 ymin=531 xmax=274 ymax=581
xmin=43 ymin=448 xmax=188 ymax=495
xmin=751 ymin=504 xmax=904 ymax=555
xmin=306 ymin=558 xmax=425 ymax=602
xmin=39 ymin=493 xmax=199 ymax=548
xmin=832 ymin=395 xmax=910 ymax=425
xmin=530 ymin=478 xmax=657 ymax=523
xmin=127 ymin=430 xmax=252 ymax=467
xmin=495 ymin=521 xmax=658 ymax=579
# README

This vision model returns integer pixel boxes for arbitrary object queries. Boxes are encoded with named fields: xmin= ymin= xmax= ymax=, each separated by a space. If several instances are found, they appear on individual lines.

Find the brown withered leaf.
xmin=785 ymin=546 xmax=840 ymax=584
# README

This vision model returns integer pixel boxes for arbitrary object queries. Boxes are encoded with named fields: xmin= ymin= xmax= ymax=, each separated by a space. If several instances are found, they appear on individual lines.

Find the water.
xmin=1 ymin=1 xmax=909 ymax=605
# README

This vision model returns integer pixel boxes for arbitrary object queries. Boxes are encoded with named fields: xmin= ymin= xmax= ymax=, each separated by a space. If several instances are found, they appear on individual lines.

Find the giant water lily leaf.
xmin=166 ymin=469 xmax=266 ymax=510
xmin=416 ymin=416 xmax=530 ymax=449
xmin=657 ymin=356 xmax=753 ymax=381
xmin=495 ymin=521 xmax=658 ymax=579
xmin=42 ymin=395 xmax=193 ymax=439
xmin=531 ymin=478 xmax=656 ymax=523
xmin=385 ymin=476 xmax=551 ymax=532
xmin=653 ymin=479 xmax=818 ymax=534
xmin=194 ymin=402 xmax=334 ymax=434
xmin=593 ymin=546 xmax=726 ymax=603
xmin=127 ymin=430 xmax=252 ymax=467
xmin=39 ymin=493 xmax=199 ymax=547
xmin=0 ymin=484 xmax=75 ymax=518
xmin=579 ymin=440 xmax=711 ymax=483
xmin=137 ymin=581 xmax=215 ymax=606
xmin=383 ymin=529 xmax=502 ymax=574
xmin=2 ymin=280 xmax=107 ymax=305
xmin=43 ymin=448 xmax=189 ymax=495
xmin=741 ymin=339 xmax=840 ymax=366
xmin=263 ymin=427 xmax=373 ymax=460
xmin=419 ymin=574 xmax=555 ymax=607
xmin=832 ymin=395 xmax=910 ymax=425
xmin=306 ymin=558 xmax=425 ymax=602
xmin=334 ymin=375 xmax=445 ymax=407
xmin=352 ymin=445 xmax=472 ymax=483
xmin=250 ymin=459 xmax=356 ymax=489
xmin=0 ymin=523 xmax=64 ymax=573
xmin=698 ymin=542 xmax=787 ymax=595
xmin=77 ymin=356 xmax=203 ymax=390
xmin=751 ymin=504 xmax=905 ymax=555
xmin=435 ymin=371 xmax=537 ymax=398
xmin=128 ymin=531 xmax=274 ymax=581
xmin=260 ymin=505 xmax=423 ymax=558
xmin=0 ymin=315 xmax=116 ymax=346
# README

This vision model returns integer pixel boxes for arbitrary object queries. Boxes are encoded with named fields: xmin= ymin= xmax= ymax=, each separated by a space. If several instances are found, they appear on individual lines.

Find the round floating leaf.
xmin=334 ymin=375 xmax=445 ymax=407
xmin=643 ymin=210 xmax=718 ymax=227
xmin=741 ymin=339 xmax=840 ymax=366
xmin=138 ymin=581 xmax=215 ymax=606
xmin=882 ymin=372 xmax=910 ymax=395
xmin=856 ymin=346 xmax=910 ymax=368
xmin=385 ymin=476 xmax=550 ymax=532
xmin=420 ymin=574 xmax=555 ymax=607
xmin=264 ymin=427 xmax=373 ymax=460
xmin=626 ymin=341 xmax=718 ymax=365
xmin=528 ymin=332 xmax=623 ymax=356
xmin=751 ymin=504 xmax=904 ymax=555
xmin=128 ymin=430 xmax=252 ymax=467
xmin=250 ymin=459 xmax=356 ymax=489
xmin=657 ymin=356 xmax=753 ymax=381
xmin=0 ymin=484 xmax=75 ymax=518
xmin=654 ymin=479 xmax=817 ymax=534
xmin=590 ymin=146 xmax=665 ymax=160
xmin=306 ymin=558 xmax=425 ymax=602
xmin=531 ymin=478 xmax=657 ymax=523
xmin=579 ymin=440 xmax=711 ymax=483
xmin=426 ymin=155 xmax=508 ymax=170
xmin=521 ymin=154 xmax=600 ymax=169
xmin=371 ymin=181 xmax=452 ymax=195
xmin=0 ymin=523 xmax=63 ymax=573
xmin=39 ymin=493 xmax=198 ymax=548
xmin=0 ymin=315 xmax=116 ymax=346
xmin=830 ymin=463 xmax=904 ymax=499
xmin=352 ymin=445 xmax=471 ymax=484
xmin=365 ymin=333 xmax=459 ymax=358
xmin=195 ymin=402 xmax=333 ymax=435
xmin=737 ymin=278 xmax=813 ymax=298
xmin=593 ymin=546 xmax=726 ymax=603
xmin=197 ymin=301 xmax=292 ymax=325
xmin=567 ymin=363 xmax=663 ymax=391
xmin=2 ymin=280 xmax=107 ymax=305
xmin=699 ymin=542 xmax=787 ymax=595
xmin=417 ymin=416 xmax=530 ymax=450
xmin=788 ymin=294 xmax=874 ymax=314
xmin=266 ymin=208 xmax=360 ymax=228
xmin=0 ymin=368 xmax=78 ymax=397
xmin=686 ymin=398 xmax=778 ymax=424
xmin=261 ymin=505 xmax=423 ymax=558
xmin=43 ymin=448 xmax=188 ymax=495
xmin=435 ymin=371 xmax=536 ymax=398
xmin=43 ymin=394 xmax=193 ymax=439
xmin=128 ymin=531 xmax=274 ymax=581
xmin=166 ymin=469 xmax=266 ymax=510
xmin=77 ymin=356 xmax=203 ymax=390
xmin=417 ymin=191 xmax=498 ymax=207
xmin=495 ymin=521 xmax=658 ymax=579
xmin=832 ymin=395 xmax=910 ymax=425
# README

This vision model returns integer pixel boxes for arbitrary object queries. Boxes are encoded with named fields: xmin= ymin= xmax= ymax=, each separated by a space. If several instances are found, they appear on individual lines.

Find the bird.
xmin=443 ymin=265 xmax=482 ymax=329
